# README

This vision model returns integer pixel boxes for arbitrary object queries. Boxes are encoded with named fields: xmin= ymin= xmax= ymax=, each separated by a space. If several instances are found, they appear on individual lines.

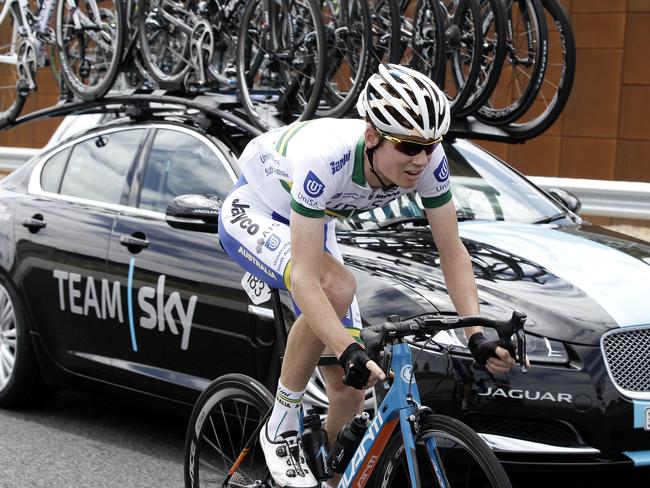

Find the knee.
xmin=320 ymin=265 xmax=356 ymax=318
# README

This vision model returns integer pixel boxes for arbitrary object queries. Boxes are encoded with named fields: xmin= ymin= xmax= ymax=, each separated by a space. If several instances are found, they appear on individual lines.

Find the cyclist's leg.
xmin=219 ymin=183 xmax=357 ymax=393
xmin=318 ymin=222 xmax=366 ymax=483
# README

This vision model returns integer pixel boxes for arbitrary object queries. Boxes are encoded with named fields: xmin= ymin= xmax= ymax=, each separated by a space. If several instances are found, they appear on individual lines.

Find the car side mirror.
xmin=548 ymin=187 xmax=581 ymax=213
xmin=165 ymin=194 xmax=222 ymax=233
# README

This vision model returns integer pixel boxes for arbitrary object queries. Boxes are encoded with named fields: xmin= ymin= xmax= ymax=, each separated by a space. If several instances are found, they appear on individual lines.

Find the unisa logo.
xmin=304 ymin=170 xmax=326 ymax=198
xmin=434 ymin=156 xmax=449 ymax=182
xmin=265 ymin=233 xmax=282 ymax=251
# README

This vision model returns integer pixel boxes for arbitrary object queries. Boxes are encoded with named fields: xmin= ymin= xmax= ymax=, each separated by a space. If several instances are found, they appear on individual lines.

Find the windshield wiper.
xmin=377 ymin=216 xmax=429 ymax=229
xmin=377 ymin=211 xmax=476 ymax=229
xmin=532 ymin=212 xmax=569 ymax=224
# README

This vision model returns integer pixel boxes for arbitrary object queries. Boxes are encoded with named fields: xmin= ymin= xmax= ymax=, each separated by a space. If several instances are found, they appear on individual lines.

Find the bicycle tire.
xmin=56 ymin=0 xmax=126 ymax=101
xmin=368 ymin=0 xmax=401 ymax=67
xmin=368 ymin=414 xmax=513 ymax=488
xmin=404 ymin=0 xmax=446 ymax=84
xmin=453 ymin=0 xmax=508 ymax=118
xmin=437 ymin=0 xmax=485 ymax=115
xmin=503 ymin=0 xmax=575 ymax=139
xmin=316 ymin=0 xmax=373 ymax=118
xmin=184 ymin=373 xmax=274 ymax=488
xmin=138 ymin=0 xmax=192 ymax=87
xmin=237 ymin=0 xmax=327 ymax=130
xmin=475 ymin=0 xmax=548 ymax=125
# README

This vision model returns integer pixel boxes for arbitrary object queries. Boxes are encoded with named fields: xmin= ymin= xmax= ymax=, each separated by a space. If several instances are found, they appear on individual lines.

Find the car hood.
xmin=338 ymin=221 xmax=650 ymax=345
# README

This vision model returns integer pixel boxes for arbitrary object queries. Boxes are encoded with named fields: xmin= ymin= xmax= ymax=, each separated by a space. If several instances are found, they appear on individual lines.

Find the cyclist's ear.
xmin=364 ymin=125 xmax=381 ymax=149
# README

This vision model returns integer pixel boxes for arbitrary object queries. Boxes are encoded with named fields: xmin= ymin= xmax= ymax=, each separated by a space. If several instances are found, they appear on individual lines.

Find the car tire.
xmin=0 ymin=275 xmax=49 ymax=408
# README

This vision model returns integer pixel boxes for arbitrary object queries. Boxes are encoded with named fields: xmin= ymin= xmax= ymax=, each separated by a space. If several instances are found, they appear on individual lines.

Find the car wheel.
xmin=303 ymin=367 xmax=378 ymax=417
xmin=0 ymin=276 xmax=49 ymax=408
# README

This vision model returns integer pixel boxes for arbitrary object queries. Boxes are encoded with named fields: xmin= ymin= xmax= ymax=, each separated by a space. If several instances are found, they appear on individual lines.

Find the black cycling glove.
xmin=468 ymin=332 xmax=516 ymax=366
xmin=338 ymin=343 xmax=371 ymax=390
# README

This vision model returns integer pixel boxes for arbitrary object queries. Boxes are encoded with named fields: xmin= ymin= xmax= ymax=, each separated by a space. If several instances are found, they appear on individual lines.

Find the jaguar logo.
xmin=479 ymin=386 xmax=572 ymax=403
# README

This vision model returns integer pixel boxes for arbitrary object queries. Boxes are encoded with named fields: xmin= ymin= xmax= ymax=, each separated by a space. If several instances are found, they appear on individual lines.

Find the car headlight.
xmin=418 ymin=328 xmax=569 ymax=365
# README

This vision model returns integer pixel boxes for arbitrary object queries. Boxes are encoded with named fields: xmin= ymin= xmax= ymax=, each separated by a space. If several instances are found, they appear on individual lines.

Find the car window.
xmin=449 ymin=141 xmax=561 ymax=222
xmin=59 ymin=129 xmax=145 ymax=204
xmin=138 ymin=129 xmax=234 ymax=213
xmin=40 ymin=148 xmax=70 ymax=193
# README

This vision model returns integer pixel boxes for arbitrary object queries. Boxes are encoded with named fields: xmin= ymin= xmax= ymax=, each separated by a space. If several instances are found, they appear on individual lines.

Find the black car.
xmin=1 ymin=100 xmax=649 ymax=475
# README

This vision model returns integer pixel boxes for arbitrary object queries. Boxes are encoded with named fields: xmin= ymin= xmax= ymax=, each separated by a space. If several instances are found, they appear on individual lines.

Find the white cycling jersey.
xmin=238 ymin=118 xmax=452 ymax=220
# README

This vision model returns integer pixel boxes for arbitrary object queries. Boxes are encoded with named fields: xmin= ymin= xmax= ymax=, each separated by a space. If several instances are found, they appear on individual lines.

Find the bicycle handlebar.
xmin=360 ymin=311 xmax=528 ymax=373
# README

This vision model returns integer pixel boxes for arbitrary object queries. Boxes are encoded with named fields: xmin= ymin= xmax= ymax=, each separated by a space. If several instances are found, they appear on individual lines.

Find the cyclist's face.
xmin=374 ymin=136 xmax=433 ymax=189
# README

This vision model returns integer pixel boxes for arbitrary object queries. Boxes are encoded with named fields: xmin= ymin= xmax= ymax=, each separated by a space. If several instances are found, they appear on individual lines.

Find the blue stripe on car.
xmin=127 ymin=257 xmax=138 ymax=352
xmin=633 ymin=400 xmax=650 ymax=429
xmin=623 ymin=450 xmax=650 ymax=467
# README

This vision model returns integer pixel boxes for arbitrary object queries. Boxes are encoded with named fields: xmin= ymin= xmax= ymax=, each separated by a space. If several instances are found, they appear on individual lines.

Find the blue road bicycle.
xmin=184 ymin=298 xmax=527 ymax=488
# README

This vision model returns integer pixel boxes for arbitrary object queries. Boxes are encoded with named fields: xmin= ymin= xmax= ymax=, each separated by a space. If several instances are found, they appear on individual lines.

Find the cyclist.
xmin=218 ymin=64 xmax=517 ymax=488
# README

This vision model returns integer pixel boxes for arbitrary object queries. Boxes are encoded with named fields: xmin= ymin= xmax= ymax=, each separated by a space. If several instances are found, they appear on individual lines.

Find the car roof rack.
xmin=1 ymin=88 xmax=523 ymax=144
xmin=0 ymin=89 xmax=263 ymax=139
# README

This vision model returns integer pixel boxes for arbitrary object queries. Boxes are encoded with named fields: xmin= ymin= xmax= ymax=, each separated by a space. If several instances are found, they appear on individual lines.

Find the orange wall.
xmin=477 ymin=0 xmax=650 ymax=188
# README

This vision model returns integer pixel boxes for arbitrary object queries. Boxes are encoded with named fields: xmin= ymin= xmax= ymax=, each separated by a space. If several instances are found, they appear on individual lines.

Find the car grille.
xmin=601 ymin=325 xmax=650 ymax=400
xmin=467 ymin=416 xmax=581 ymax=447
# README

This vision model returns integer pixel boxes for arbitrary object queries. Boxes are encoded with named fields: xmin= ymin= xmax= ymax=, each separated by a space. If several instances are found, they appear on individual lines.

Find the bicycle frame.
xmin=0 ymin=0 xmax=110 ymax=64
xmin=0 ymin=0 xmax=40 ymax=65
xmin=336 ymin=341 xmax=439 ymax=488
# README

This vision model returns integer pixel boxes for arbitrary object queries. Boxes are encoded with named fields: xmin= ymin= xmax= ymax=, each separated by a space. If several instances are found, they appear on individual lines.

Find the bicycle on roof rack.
xmin=0 ymin=0 xmax=126 ymax=125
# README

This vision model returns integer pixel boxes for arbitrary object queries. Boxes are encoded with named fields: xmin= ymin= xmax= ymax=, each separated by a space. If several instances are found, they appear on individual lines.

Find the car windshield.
xmin=341 ymin=139 xmax=563 ymax=230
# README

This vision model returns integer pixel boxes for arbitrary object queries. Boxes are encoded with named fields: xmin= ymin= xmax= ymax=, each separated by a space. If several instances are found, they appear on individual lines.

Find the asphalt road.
xmin=2 ymin=389 xmax=649 ymax=488
xmin=0 ymin=390 xmax=189 ymax=488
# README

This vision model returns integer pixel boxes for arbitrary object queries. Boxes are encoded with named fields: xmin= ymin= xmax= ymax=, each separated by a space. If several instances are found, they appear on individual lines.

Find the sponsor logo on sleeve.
xmin=329 ymin=151 xmax=351 ymax=174
xmin=304 ymin=170 xmax=326 ymax=198
xmin=434 ymin=156 xmax=449 ymax=183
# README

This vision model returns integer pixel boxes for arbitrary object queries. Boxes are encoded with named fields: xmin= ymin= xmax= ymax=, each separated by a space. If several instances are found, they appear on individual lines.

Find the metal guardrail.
xmin=530 ymin=176 xmax=650 ymax=221
xmin=0 ymin=147 xmax=39 ymax=171
xmin=1 ymin=146 xmax=649 ymax=220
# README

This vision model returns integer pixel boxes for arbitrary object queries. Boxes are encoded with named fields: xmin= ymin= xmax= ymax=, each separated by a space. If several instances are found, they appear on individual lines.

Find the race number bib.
xmin=241 ymin=272 xmax=272 ymax=305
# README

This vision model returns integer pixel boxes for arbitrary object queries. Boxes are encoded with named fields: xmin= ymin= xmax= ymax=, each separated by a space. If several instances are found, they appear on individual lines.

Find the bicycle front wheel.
xmin=56 ymin=0 xmax=125 ymax=100
xmin=184 ymin=373 xmax=273 ymax=488
xmin=370 ymin=414 xmax=512 ymax=488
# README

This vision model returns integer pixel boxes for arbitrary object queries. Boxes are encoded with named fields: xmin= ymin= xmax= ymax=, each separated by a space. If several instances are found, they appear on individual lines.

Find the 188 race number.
xmin=241 ymin=272 xmax=272 ymax=305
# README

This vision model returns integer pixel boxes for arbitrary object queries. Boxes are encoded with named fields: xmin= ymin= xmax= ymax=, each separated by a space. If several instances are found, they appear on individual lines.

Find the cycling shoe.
xmin=259 ymin=422 xmax=318 ymax=488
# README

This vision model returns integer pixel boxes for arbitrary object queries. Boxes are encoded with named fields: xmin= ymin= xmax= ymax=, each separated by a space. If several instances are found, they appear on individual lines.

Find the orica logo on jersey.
xmin=304 ymin=171 xmax=326 ymax=198
xmin=434 ymin=156 xmax=449 ymax=183
xmin=265 ymin=233 xmax=282 ymax=251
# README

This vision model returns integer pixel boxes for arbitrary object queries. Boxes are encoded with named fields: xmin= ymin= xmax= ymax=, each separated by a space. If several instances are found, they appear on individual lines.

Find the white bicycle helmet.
xmin=357 ymin=64 xmax=450 ymax=142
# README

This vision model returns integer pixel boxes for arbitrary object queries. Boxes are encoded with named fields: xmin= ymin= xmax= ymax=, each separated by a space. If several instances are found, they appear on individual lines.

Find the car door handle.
xmin=119 ymin=234 xmax=150 ymax=249
xmin=22 ymin=216 xmax=46 ymax=232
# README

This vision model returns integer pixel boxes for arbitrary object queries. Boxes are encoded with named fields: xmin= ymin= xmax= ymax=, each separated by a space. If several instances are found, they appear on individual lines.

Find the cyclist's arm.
xmin=424 ymin=201 xmax=515 ymax=374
